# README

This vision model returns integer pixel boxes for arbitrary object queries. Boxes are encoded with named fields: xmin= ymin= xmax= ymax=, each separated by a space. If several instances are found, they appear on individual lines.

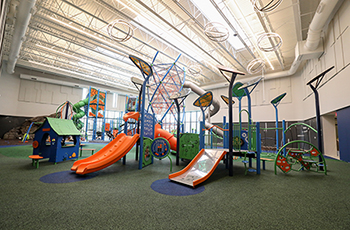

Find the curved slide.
xmin=169 ymin=149 xmax=227 ymax=187
xmin=183 ymin=81 xmax=223 ymax=137
xmin=72 ymin=98 xmax=89 ymax=130
xmin=71 ymin=133 xmax=139 ymax=175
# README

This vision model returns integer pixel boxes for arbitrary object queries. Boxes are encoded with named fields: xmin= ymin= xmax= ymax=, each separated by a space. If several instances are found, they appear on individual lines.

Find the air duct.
xmin=260 ymin=0 xmax=342 ymax=80
xmin=6 ymin=0 xmax=36 ymax=74
xmin=305 ymin=0 xmax=341 ymax=51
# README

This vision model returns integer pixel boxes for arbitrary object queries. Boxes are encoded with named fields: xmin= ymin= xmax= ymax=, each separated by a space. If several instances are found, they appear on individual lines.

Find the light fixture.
xmin=257 ymin=32 xmax=283 ymax=52
xmin=252 ymin=0 xmax=283 ymax=12
xmin=107 ymin=19 xmax=134 ymax=42
xmin=204 ymin=22 xmax=229 ymax=42
xmin=247 ymin=58 xmax=265 ymax=74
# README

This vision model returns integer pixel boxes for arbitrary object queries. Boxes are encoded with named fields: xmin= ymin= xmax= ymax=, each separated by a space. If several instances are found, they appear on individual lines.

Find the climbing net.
xmin=146 ymin=60 xmax=185 ymax=132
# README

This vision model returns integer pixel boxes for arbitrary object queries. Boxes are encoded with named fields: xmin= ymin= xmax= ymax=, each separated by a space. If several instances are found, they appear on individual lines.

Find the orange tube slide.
xmin=154 ymin=123 xmax=177 ymax=151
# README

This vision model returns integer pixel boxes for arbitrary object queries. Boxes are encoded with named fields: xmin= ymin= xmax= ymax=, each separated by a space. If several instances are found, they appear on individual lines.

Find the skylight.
xmin=191 ymin=0 xmax=247 ymax=50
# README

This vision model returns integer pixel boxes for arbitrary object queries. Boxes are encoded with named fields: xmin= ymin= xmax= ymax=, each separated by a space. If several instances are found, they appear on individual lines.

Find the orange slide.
xmin=71 ymin=133 xmax=139 ymax=175
xmin=154 ymin=123 xmax=177 ymax=151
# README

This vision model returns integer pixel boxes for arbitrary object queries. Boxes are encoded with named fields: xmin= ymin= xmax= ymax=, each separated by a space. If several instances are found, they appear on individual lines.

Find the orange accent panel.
xmin=29 ymin=155 xmax=43 ymax=160
xmin=154 ymin=123 xmax=177 ymax=151
xmin=310 ymin=147 xmax=319 ymax=156
xmin=71 ymin=133 xmax=139 ymax=175
xmin=32 ymin=140 xmax=39 ymax=149
xmin=42 ymin=128 xmax=50 ymax=132
xmin=276 ymin=155 xmax=291 ymax=173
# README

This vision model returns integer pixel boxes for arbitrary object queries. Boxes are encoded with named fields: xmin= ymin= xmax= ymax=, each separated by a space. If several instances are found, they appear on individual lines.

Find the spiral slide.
xmin=71 ymin=133 xmax=139 ymax=175
xmin=72 ymin=98 xmax=89 ymax=130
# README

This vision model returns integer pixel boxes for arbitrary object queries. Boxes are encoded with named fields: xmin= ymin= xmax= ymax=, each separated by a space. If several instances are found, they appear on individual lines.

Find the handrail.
xmin=203 ymin=125 xmax=228 ymax=132
xmin=284 ymin=122 xmax=317 ymax=134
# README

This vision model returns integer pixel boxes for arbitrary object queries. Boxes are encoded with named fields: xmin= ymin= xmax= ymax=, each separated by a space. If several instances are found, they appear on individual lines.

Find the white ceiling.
xmin=1 ymin=0 xmax=322 ymax=92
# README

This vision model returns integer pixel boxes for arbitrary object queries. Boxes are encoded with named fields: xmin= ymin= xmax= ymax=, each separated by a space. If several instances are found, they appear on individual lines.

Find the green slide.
xmin=72 ymin=98 xmax=89 ymax=130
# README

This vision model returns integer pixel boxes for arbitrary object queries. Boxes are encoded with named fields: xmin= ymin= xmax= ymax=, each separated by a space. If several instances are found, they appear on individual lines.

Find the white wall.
xmin=208 ymin=75 xmax=302 ymax=123
xmin=300 ymin=0 xmax=350 ymax=119
xmin=0 ymin=63 xmax=133 ymax=117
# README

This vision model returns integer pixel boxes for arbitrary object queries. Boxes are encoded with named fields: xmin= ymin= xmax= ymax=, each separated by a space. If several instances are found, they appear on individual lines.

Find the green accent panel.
xmin=271 ymin=92 xmax=286 ymax=104
xmin=232 ymin=82 xmax=246 ymax=98
xmin=45 ymin=117 xmax=81 ymax=135
xmin=179 ymin=133 xmax=199 ymax=160
xmin=142 ymin=137 xmax=153 ymax=167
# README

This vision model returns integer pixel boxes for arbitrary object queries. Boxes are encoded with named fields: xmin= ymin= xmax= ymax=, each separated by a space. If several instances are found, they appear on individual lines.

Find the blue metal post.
xmin=223 ymin=116 xmax=227 ymax=149
xmin=199 ymin=120 xmax=205 ymax=150
xmin=123 ymin=117 xmax=128 ymax=165
xmin=139 ymin=75 xmax=152 ymax=169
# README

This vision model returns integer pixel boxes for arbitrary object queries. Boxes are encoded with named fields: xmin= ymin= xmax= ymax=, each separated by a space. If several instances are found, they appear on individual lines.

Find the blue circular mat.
xmin=39 ymin=171 xmax=98 ymax=184
xmin=151 ymin=179 xmax=205 ymax=196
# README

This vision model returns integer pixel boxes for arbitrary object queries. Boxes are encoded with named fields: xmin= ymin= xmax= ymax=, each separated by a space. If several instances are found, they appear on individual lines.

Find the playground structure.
xmin=69 ymin=53 xmax=330 ymax=181
xmin=273 ymin=66 xmax=334 ymax=175
xmin=31 ymin=117 xmax=81 ymax=163
xmin=169 ymin=67 xmax=265 ymax=187
xmin=274 ymin=123 xmax=327 ymax=175
xmin=72 ymin=53 xmax=186 ymax=174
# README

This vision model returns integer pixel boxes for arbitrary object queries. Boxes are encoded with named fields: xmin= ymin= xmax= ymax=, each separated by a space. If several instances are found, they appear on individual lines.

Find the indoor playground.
xmin=1 ymin=0 xmax=350 ymax=229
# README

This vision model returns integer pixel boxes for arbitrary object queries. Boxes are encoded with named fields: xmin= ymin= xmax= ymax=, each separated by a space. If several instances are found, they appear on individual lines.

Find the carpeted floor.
xmin=1 ymin=143 xmax=350 ymax=229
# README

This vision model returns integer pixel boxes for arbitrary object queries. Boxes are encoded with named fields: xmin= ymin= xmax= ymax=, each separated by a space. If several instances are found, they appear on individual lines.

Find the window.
xmin=113 ymin=93 xmax=118 ymax=108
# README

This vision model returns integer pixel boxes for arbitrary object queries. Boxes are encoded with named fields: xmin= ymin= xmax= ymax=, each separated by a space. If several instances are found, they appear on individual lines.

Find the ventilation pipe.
xmin=305 ymin=0 xmax=341 ymax=51
xmin=252 ymin=0 xmax=342 ymax=80
xmin=6 ymin=0 xmax=36 ymax=74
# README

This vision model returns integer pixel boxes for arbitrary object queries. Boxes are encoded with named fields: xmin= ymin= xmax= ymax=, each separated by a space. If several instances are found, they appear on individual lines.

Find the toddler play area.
xmin=1 ymin=0 xmax=350 ymax=229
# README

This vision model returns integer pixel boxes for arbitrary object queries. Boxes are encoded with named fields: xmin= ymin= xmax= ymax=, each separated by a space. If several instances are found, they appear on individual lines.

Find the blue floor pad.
xmin=40 ymin=170 xmax=98 ymax=184
xmin=151 ymin=178 xmax=205 ymax=196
